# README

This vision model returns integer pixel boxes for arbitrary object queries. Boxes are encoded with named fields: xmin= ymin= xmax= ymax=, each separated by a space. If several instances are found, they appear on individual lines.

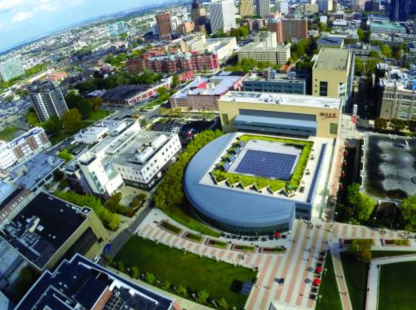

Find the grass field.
xmin=316 ymin=253 xmax=342 ymax=310
xmin=115 ymin=236 xmax=257 ymax=309
xmin=341 ymin=251 xmax=416 ymax=310
xmin=379 ymin=261 xmax=416 ymax=310
xmin=87 ymin=110 xmax=112 ymax=122
xmin=0 ymin=126 xmax=18 ymax=141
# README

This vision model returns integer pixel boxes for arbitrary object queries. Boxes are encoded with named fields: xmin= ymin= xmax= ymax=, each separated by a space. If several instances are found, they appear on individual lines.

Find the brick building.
xmin=267 ymin=18 xmax=308 ymax=42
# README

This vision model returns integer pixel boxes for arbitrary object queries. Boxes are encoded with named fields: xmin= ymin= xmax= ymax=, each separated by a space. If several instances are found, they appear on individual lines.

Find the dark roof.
xmin=1 ymin=192 xmax=89 ymax=270
xmin=317 ymin=37 xmax=344 ymax=45
xmin=102 ymin=85 xmax=154 ymax=101
xmin=16 ymin=254 xmax=175 ymax=310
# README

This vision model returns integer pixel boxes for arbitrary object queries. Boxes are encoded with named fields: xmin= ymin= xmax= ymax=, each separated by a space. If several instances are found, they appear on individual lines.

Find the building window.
xmin=222 ymin=114 xmax=229 ymax=125
xmin=319 ymin=82 xmax=328 ymax=97
xmin=330 ymin=123 xmax=338 ymax=135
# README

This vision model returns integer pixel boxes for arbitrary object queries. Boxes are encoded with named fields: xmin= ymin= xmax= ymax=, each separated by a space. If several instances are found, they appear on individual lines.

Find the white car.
xmin=93 ymin=255 xmax=100 ymax=263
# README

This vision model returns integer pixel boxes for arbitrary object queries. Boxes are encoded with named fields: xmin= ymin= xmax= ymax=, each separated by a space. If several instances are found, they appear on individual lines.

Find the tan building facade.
xmin=219 ymin=91 xmax=342 ymax=139
xmin=312 ymin=48 xmax=352 ymax=100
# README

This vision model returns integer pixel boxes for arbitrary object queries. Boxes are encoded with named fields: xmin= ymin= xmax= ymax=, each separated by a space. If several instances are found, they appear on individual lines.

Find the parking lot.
xmin=150 ymin=117 xmax=219 ymax=145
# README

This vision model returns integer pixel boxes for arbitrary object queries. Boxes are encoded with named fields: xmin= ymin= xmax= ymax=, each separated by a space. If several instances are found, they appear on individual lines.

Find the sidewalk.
xmin=332 ymin=250 xmax=353 ymax=310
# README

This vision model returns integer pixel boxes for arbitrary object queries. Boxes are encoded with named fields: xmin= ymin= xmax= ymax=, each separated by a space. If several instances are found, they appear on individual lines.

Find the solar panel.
xmin=235 ymin=150 xmax=296 ymax=180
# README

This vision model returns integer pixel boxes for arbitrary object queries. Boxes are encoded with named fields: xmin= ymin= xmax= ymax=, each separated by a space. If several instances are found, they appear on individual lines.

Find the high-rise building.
xmin=156 ymin=12 xmax=173 ymax=41
xmin=390 ymin=0 xmax=413 ymax=21
xmin=352 ymin=0 xmax=366 ymax=10
xmin=256 ymin=0 xmax=271 ymax=17
xmin=317 ymin=0 xmax=334 ymax=12
xmin=240 ymin=0 xmax=254 ymax=17
xmin=267 ymin=18 xmax=308 ymax=42
xmin=106 ymin=21 xmax=127 ymax=36
xmin=275 ymin=0 xmax=289 ymax=14
xmin=209 ymin=0 xmax=237 ymax=34
xmin=0 ymin=56 xmax=25 ymax=82
xmin=28 ymin=81 xmax=68 ymax=122
xmin=191 ymin=0 xmax=207 ymax=26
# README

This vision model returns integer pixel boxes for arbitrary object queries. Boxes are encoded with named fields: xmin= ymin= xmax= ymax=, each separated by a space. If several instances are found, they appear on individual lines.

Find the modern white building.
xmin=78 ymin=120 xmax=181 ymax=196
xmin=209 ymin=0 xmax=237 ymax=34
xmin=0 ymin=56 xmax=25 ymax=82
xmin=74 ymin=120 xmax=133 ymax=144
xmin=0 ymin=127 xmax=51 ymax=171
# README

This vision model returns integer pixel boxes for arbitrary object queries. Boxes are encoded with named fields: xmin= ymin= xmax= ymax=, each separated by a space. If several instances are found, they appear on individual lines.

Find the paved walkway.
xmin=365 ymin=254 xmax=416 ymax=310
xmin=131 ymin=209 xmax=415 ymax=310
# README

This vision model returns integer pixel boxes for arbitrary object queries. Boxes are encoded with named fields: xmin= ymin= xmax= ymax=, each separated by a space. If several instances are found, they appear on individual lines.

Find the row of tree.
xmin=154 ymin=130 xmax=224 ymax=212
xmin=114 ymin=260 xmax=230 ymax=308
xmin=76 ymin=70 xmax=163 ymax=93
xmin=225 ymin=58 xmax=280 ymax=72
xmin=53 ymin=190 xmax=120 ymax=230
xmin=374 ymin=118 xmax=416 ymax=135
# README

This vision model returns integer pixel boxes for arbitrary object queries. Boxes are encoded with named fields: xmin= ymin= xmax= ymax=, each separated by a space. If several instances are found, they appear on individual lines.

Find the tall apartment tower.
xmin=191 ymin=0 xmax=207 ymax=26
xmin=28 ymin=81 xmax=68 ymax=122
xmin=0 ymin=56 xmax=25 ymax=82
xmin=256 ymin=0 xmax=271 ymax=17
xmin=209 ymin=0 xmax=237 ymax=34
xmin=240 ymin=0 xmax=254 ymax=17
xmin=156 ymin=12 xmax=173 ymax=41
xmin=267 ymin=19 xmax=308 ymax=42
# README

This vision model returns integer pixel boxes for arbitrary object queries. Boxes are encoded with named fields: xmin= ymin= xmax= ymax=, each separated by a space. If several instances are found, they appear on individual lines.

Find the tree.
xmin=26 ymin=110 xmax=40 ymax=127
xmin=408 ymin=120 xmax=416 ymax=136
xmin=145 ymin=273 xmax=156 ymax=285
xmin=161 ymin=280 xmax=171 ymax=290
xmin=197 ymin=290 xmax=209 ymax=304
xmin=356 ymin=194 xmax=376 ymax=221
xmin=41 ymin=116 xmax=62 ymax=134
xmin=381 ymin=45 xmax=392 ymax=58
xmin=177 ymin=285 xmax=188 ymax=297
xmin=131 ymin=266 xmax=140 ymax=279
xmin=318 ymin=22 xmax=327 ymax=32
xmin=349 ymin=239 xmax=373 ymax=262
xmin=390 ymin=118 xmax=406 ymax=132
xmin=53 ymin=170 xmax=64 ymax=181
xmin=218 ymin=298 xmax=229 ymax=309
xmin=65 ymin=92 xmax=92 ymax=119
xmin=58 ymin=149 xmax=73 ymax=162
xmin=357 ymin=28 xmax=364 ymax=42
xmin=104 ymin=192 xmax=127 ymax=214
xmin=399 ymin=195 xmax=416 ymax=230
xmin=88 ymin=97 xmax=103 ymax=111
xmin=355 ymin=57 xmax=363 ymax=76
xmin=118 ymin=261 xmax=125 ymax=273
xmin=171 ymin=75 xmax=179 ymax=89
xmin=61 ymin=109 xmax=83 ymax=134
xmin=347 ymin=183 xmax=375 ymax=221
xmin=365 ymin=58 xmax=381 ymax=76
xmin=140 ymin=118 xmax=147 ymax=127
xmin=374 ymin=118 xmax=387 ymax=131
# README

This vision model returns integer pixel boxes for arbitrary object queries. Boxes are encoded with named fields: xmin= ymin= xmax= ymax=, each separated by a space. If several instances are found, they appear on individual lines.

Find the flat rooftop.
xmin=317 ymin=37 xmax=344 ymax=45
xmin=9 ymin=154 xmax=65 ymax=190
xmin=244 ymin=72 xmax=307 ymax=83
xmin=370 ymin=23 xmax=406 ymax=31
xmin=16 ymin=254 xmax=175 ymax=310
xmin=221 ymin=91 xmax=341 ymax=109
xmin=361 ymin=134 xmax=416 ymax=201
xmin=171 ymin=74 xmax=243 ymax=99
xmin=313 ymin=49 xmax=350 ymax=71
xmin=1 ymin=192 xmax=90 ymax=270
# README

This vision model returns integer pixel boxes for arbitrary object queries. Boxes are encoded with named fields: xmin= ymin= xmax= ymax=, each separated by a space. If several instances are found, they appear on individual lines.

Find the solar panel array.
xmin=235 ymin=150 xmax=296 ymax=180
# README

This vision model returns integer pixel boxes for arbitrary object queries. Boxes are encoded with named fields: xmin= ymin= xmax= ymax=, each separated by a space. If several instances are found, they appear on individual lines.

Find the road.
xmin=106 ymin=205 xmax=153 ymax=258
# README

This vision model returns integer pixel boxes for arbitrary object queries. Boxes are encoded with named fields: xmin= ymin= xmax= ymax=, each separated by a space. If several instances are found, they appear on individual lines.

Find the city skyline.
xmin=0 ymin=0 xmax=171 ymax=52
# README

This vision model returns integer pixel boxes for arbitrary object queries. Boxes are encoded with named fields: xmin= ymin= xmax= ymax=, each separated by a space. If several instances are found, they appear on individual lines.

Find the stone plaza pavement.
xmin=135 ymin=209 xmax=411 ymax=310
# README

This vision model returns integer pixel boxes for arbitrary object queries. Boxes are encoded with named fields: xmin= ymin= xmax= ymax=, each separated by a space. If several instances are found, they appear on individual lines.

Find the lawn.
xmin=379 ymin=261 xmax=416 ymax=310
xmin=86 ymin=110 xmax=112 ymax=122
xmin=341 ymin=251 xmax=416 ymax=310
xmin=115 ymin=236 xmax=257 ymax=309
xmin=0 ymin=126 xmax=18 ymax=141
xmin=185 ymin=232 xmax=203 ymax=242
xmin=316 ymin=253 xmax=342 ymax=310
xmin=212 ymin=134 xmax=313 ymax=191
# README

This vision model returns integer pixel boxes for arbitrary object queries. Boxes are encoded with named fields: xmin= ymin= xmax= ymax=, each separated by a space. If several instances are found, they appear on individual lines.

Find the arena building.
xmin=184 ymin=132 xmax=335 ymax=235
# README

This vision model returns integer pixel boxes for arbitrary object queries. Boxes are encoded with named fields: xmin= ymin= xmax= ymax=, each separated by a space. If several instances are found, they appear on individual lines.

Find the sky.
xmin=0 ymin=0 xmax=168 ymax=52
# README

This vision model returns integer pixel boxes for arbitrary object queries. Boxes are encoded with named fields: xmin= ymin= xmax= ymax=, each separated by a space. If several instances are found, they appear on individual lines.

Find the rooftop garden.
xmin=212 ymin=135 xmax=313 ymax=193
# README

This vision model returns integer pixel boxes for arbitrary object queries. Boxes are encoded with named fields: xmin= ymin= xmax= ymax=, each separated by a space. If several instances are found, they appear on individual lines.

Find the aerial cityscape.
xmin=0 ymin=0 xmax=416 ymax=309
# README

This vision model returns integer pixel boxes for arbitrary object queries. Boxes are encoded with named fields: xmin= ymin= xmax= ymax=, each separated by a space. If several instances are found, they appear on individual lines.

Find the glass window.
xmin=330 ymin=123 xmax=338 ymax=135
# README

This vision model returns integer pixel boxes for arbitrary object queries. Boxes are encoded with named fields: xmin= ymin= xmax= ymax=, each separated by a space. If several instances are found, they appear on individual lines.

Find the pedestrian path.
xmin=133 ymin=209 xmax=416 ymax=310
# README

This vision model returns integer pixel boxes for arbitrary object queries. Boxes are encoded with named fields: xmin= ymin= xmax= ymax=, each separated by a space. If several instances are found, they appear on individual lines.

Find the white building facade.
xmin=209 ymin=0 xmax=237 ymax=34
